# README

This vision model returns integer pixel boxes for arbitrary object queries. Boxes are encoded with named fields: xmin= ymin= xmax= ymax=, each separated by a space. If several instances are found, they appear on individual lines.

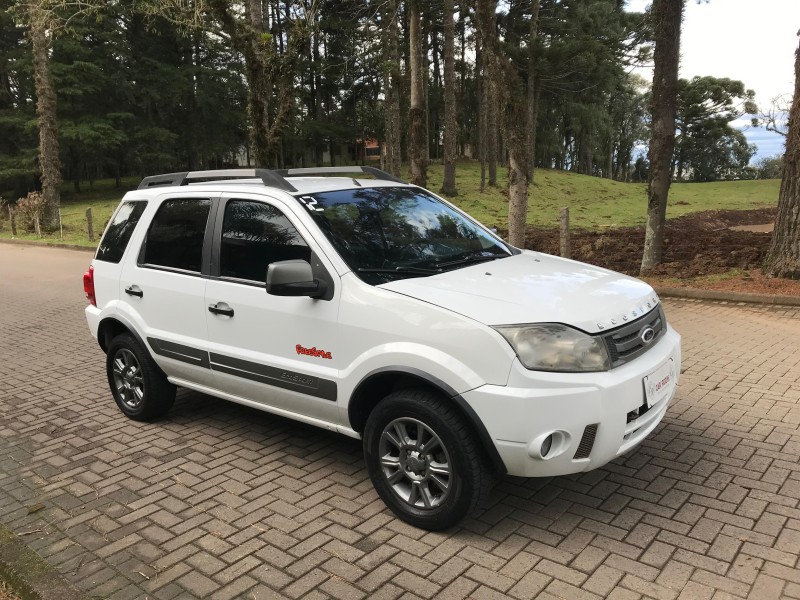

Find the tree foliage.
xmin=1 ymin=0 xmax=771 ymax=263
xmin=674 ymin=76 xmax=757 ymax=181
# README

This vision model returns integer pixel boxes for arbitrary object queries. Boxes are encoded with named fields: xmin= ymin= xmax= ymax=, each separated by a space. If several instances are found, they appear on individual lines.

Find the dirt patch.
xmin=729 ymin=223 xmax=773 ymax=233
xmin=522 ymin=207 xmax=778 ymax=279
xmin=644 ymin=269 xmax=800 ymax=296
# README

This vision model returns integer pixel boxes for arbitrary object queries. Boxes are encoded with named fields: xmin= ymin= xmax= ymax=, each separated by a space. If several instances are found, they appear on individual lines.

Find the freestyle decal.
xmin=296 ymin=344 xmax=333 ymax=359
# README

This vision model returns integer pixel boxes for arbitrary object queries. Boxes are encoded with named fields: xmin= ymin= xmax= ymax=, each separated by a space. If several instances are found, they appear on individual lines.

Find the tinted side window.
xmin=96 ymin=201 xmax=147 ymax=263
xmin=143 ymin=198 xmax=211 ymax=272
xmin=220 ymin=200 xmax=310 ymax=283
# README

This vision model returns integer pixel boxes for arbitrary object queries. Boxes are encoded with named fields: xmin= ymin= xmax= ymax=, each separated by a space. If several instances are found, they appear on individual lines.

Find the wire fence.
xmin=0 ymin=203 xmax=781 ymax=277
xmin=0 ymin=204 xmax=108 ymax=245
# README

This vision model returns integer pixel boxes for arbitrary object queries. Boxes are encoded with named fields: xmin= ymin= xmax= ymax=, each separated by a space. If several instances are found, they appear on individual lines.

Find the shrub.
xmin=15 ymin=191 xmax=46 ymax=234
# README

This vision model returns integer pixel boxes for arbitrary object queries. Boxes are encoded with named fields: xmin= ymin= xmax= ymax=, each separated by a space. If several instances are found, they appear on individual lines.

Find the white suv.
xmin=83 ymin=167 xmax=681 ymax=530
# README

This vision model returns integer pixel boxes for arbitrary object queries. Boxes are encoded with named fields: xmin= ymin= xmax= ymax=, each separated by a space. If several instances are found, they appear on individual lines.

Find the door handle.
xmin=208 ymin=303 xmax=234 ymax=317
xmin=125 ymin=285 xmax=143 ymax=298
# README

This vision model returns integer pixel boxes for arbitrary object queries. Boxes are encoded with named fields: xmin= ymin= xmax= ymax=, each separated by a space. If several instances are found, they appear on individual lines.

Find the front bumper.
xmin=463 ymin=325 xmax=681 ymax=477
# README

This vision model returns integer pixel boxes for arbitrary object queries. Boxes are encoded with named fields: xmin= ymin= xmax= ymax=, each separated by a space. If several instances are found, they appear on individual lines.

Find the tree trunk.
xmin=475 ymin=0 xmax=529 ymax=248
xmin=383 ymin=0 xmax=402 ymax=177
xmin=764 ymin=38 xmax=800 ymax=278
xmin=477 ymin=33 xmax=486 ymax=192
xmin=312 ymin=27 xmax=324 ymax=167
xmin=507 ymin=113 xmax=529 ymax=248
xmin=640 ymin=0 xmax=684 ymax=274
xmin=408 ymin=0 xmax=427 ymax=187
xmin=458 ymin=6 xmax=467 ymax=157
xmin=487 ymin=77 xmax=498 ymax=186
xmin=527 ymin=0 xmax=541 ymax=179
xmin=210 ymin=1 xmax=272 ymax=167
xmin=29 ymin=9 xmax=61 ymax=230
xmin=440 ymin=0 xmax=457 ymax=196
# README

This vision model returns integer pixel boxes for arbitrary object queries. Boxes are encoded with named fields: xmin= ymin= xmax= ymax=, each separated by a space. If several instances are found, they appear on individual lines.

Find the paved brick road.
xmin=1 ymin=243 xmax=800 ymax=600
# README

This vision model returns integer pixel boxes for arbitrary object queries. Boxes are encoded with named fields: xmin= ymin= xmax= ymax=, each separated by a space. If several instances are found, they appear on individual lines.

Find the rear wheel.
xmin=106 ymin=333 xmax=175 ymax=421
xmin=363 ymin=389 xmax=493 ymax=530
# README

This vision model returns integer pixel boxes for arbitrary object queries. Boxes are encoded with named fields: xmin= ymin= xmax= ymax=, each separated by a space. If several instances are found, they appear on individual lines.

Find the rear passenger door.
xmin=120 ymin=194 xmax=217 ymax=387
xmin=204 ymin=194 xmax=341 ymax=425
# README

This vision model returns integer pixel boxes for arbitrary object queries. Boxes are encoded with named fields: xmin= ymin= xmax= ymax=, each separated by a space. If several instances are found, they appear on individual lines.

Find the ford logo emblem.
xmin=640 ymin=327 xmax=656 ymax=345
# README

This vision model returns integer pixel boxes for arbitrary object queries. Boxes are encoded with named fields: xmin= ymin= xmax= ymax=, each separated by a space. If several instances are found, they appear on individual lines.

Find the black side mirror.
xmin=266 ymin=260 xmax=328 ymax=298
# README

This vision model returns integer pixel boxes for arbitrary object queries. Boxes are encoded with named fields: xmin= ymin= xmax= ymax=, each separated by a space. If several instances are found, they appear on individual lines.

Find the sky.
xmin=626 ymin=0 xmax=800 ymax=161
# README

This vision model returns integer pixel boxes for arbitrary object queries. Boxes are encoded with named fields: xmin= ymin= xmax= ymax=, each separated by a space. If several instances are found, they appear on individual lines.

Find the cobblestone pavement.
xmin=2 ymin=243 xmax=800 ymax=600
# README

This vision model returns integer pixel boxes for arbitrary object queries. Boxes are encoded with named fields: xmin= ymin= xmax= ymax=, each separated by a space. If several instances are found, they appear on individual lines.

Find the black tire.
xmin=106 ymin=333 xmax=176 ymax=422
xmin=363 ymin=388 xmax=494 ymax=530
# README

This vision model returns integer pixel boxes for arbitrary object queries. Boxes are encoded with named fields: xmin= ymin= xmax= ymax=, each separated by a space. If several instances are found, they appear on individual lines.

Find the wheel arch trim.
xmin=348 ymin=366 xmax=507 ymax=474
xmin=97 ymin=314 xmax=148 ymax=354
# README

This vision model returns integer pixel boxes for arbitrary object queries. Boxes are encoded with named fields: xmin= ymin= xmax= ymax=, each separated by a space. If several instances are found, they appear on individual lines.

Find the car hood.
xmin=380 ymin=251 xmax=660 ymax=334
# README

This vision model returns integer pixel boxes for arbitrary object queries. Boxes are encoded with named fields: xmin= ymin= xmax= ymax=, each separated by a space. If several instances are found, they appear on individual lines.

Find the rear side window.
xmin=220 ymin=200 xmax=310 ymax=283
xmin=142 ymin=198 xmax=212 ymax=273
xmin=96 ymin=201 xmax=147 ymax=263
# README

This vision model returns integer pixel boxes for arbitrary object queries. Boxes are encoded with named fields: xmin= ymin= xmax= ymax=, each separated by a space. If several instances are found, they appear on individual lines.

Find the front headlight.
xmin=493 ymin=323 xmax=611 ymax=372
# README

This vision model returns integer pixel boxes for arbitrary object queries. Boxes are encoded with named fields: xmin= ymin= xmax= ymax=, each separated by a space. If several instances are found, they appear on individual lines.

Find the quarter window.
xmin=220 ymin=200 xmax=310 ymax=283
xmin=142 ymin=198 xmax=211 ymax=272
xmin=96 ymin=200 xmax=147 ymax=263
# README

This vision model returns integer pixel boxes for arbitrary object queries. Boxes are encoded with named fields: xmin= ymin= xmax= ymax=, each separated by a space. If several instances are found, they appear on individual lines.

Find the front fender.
xmin=337 ymin=341 xmax=492 ymax=407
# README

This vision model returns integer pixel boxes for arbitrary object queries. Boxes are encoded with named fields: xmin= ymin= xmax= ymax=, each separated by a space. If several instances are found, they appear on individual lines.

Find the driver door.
xmin=204 ymin=194 xmax=342 ymax=424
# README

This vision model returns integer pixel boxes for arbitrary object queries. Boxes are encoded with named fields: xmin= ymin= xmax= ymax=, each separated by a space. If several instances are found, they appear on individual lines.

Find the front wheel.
xmin=363 ymin=389 xmax=493 ymax=530
xmin=106 ymin=333 xmax=176 ymax=421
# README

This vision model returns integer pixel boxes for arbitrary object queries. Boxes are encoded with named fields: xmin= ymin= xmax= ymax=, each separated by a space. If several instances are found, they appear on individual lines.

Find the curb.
xmin=655 ymin=286 xmax=800 ymax=307
xmin=0 ymin=525 xmax=87 ymax=600
xmin=0 ymin=239 xmax=94 ymax=253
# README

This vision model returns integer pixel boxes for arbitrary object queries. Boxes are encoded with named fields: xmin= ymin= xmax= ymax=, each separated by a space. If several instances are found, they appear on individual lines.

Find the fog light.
xmin=541 ymin=434 xmax=553 ymax=458
xmin=528 ymin=430 xmax=572 ymax=460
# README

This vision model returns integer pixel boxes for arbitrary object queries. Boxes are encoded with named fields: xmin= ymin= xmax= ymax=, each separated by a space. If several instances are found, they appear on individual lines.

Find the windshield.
xmin=302 ymin=186 xmax=512 ymax=284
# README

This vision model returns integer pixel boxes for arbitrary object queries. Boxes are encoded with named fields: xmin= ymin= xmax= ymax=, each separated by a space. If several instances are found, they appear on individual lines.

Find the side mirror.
xmin=266 ymin=260 xmax=328 ymax=298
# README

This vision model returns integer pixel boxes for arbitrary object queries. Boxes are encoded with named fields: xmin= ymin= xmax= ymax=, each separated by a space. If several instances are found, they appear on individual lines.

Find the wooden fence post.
xmin=559 ymin=207 xmax=571 ymax=259
xmin=8 ymin=205 xmax=16 ymax=236
xmin=58 ymin=208 xmax=63 ymax=240
xmin=86 ymin=207 xmax=94 ymax=242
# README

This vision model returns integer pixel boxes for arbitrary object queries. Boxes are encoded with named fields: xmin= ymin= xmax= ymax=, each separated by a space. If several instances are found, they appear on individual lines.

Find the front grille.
xmin=601 ymin=306 xmax=665 ymax=368
xmin=573 ymin=424 xmax=598 ymax=459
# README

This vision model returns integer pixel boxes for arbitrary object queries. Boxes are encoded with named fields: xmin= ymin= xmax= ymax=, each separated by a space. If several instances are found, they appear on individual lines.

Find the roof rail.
xmin=276 ymin=166 xmax=407 ymax=185
xmin=137 ymin=169 xmax=297 ymax=192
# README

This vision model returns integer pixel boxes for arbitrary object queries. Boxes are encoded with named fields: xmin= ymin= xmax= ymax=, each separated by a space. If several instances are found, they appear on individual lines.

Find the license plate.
xmin=643 ymin=358 xmax=676 ymax=408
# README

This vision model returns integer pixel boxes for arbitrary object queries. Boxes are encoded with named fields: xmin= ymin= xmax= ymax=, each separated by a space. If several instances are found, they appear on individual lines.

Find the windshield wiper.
xmin=434 ymin=252 xmax=507 ymax=269
xmin=358 ymin=266 xmax=442 ymax=275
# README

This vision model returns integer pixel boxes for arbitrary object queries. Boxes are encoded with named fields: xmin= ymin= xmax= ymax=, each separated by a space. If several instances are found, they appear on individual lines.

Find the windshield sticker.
xmin=298 ymin=195 xmax=324 ymax=212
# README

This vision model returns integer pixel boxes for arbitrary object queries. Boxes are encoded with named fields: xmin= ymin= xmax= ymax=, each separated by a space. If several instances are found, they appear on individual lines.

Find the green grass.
xmin=0 ymin=177 xmax=139 ymax=248
xmin=426 ymin=162 xmax=780 ymax=229
xmin=0 ymin=163 xmax=780 ymax=248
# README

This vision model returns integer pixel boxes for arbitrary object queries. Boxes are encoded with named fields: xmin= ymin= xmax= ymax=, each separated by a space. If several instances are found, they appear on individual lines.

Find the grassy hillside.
xmin=427 ymin=162 xmax=780 ymax=229
xmin=0 ymin=163 xmax=780 ymax=247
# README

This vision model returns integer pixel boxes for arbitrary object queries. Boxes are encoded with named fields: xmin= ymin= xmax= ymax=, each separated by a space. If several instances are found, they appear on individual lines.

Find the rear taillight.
xmin=83 ymin=266 xmax=96 ymax=307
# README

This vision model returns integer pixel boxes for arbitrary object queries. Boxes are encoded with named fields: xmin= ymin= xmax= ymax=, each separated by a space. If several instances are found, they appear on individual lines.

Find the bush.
xmin=14 ymin=191 xmax=46 ymax=234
